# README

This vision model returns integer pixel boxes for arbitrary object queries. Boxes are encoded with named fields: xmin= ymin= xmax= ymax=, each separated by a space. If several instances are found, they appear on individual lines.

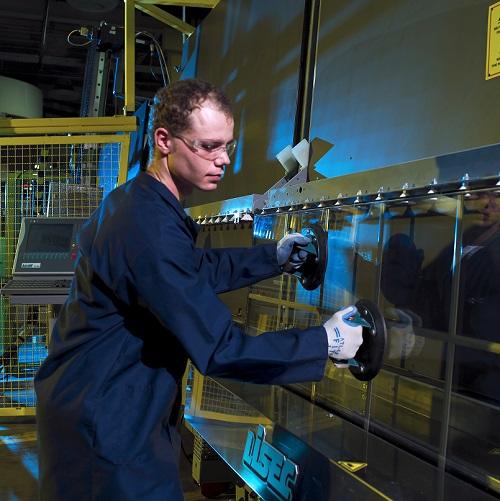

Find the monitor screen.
xmin=14 ymin=217 xmax=86 ymax=274
xmin=25 ymin=223 xmax=73 ymax=254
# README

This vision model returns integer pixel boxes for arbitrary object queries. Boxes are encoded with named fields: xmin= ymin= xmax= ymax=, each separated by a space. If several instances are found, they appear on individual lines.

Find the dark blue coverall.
xmin=34 ymin=172 xmax=328 ymax=500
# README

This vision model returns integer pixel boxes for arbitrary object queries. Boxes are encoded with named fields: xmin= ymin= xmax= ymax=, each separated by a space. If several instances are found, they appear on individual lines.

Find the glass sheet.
xmin=197 ymin=222 xmax=254 ymax=323
xmin=447 ymin=388 xmax=500 ymax=492
xmin=380 ymin=196 xmax=457 ymax=379
xmin=252 ymin=214 xmax=288 ymax=298
xmin=246 ymin=190 xmax=500 ymax=496
xmin=452 ymin=343 xmax=500 ymax=408
xmin=457 ymin=191 xmax=500 ymax=343
xmin=245 ymin=297 xmax=280 ymax=337
xmin=322 ymin=204 xmax=381 ymax=312
xmin=371 ymin=372 xmax=442 ymax=451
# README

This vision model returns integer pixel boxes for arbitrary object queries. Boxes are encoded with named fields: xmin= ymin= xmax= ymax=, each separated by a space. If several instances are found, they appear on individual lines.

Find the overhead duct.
xmin=0 ymin=76 xmax=43 ymax=118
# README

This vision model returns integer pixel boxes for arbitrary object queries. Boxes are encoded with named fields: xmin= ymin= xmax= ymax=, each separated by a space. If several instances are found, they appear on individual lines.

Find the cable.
xmin=136 ymin=31 xmax=170 ymax=86
xmin=67 ymin=29 xmax=92 ymax=47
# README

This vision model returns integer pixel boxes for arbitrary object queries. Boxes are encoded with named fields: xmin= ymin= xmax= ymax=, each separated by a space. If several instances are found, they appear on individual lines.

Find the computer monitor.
xmin=12 ymin=217 xmax=86 ymax=276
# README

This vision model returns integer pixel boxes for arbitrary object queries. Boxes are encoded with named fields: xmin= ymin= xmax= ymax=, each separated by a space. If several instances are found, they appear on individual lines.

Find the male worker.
xmin=35 ymin=79 xmax=363 ymax=500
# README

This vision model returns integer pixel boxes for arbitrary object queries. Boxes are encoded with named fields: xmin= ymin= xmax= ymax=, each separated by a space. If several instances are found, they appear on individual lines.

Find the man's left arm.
xmin=194 ymin=244 xmax=281 ymax=294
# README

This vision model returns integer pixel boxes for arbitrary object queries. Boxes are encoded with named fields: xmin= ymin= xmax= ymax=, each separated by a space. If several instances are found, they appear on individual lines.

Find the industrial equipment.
xmin=185 ymin=152 xmax=500 ymax=499
xmin=290 ymin=224 xmax=387 ymax=382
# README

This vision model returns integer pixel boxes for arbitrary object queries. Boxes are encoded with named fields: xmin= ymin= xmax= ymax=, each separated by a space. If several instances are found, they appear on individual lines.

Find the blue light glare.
xmin=21 ymin=451 xmax=39 ymax=480
xmin=180 ymin=28 xmax=201 ymax=80
xmin=274 ymin=46 xmax=301 ymax=73
xmin=225 ymin=68 xmax=238 ymax=87
xmin=267 ymin=75 xmax=298 ymax=161
xmin=97 ymin=142 xmax=120 ymax=197
xmin=254 ymin=216 xmax=276 ymax=241
xmin=0 ymin=436 xmax=39 ymax=480
xmin=232 ymin=109 xmax=245 ymax=175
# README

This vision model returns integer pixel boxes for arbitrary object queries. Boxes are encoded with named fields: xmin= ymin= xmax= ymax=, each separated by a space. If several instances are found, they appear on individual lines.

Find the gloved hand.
xmin=386 ymin=308 xmax=424 ymax=360
xmin=276 ymin=232 xmax=311 ymax=273
xmin=324 ymin=306 xmax=364 ymax=367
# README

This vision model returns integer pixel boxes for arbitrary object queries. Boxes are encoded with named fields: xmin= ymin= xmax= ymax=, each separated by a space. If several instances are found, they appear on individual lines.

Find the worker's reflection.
xmin=381 ymin=191 xmax=500 ymax=404
xmin=380 ymin=232 xmax=425 ymax=361
xmin=455 ymin=192 xmax=500 ymax=404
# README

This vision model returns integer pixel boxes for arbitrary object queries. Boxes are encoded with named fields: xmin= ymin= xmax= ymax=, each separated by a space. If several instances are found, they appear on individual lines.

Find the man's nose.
xmin=215 ymin=150 xmax=231 ymax=165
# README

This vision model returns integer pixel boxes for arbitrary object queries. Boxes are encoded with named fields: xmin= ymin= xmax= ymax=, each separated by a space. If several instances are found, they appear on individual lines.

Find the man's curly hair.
xmin=147 ymin=79 xmax=233 ymax=154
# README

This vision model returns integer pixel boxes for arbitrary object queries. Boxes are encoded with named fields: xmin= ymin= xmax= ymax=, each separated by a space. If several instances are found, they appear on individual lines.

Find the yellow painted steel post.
xmin=124 ymin=0 xmax=136 ymax=113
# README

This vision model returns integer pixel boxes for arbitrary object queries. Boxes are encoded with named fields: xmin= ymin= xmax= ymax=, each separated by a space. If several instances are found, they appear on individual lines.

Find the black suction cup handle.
xmin=347 ymin=299 xmax=387 ymax=382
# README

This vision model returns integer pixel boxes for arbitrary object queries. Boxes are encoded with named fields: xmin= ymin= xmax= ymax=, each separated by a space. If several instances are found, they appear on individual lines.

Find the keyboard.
xmin=1 ymin=278 xmax=72 ymax=295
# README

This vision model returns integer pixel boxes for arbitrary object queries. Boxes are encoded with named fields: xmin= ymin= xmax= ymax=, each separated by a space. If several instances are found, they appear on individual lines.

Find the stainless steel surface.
xmin=186 ymin=380 xmax=497 ymax=500
xmin=309 ymin=0 xmax=500 ymax=180
xmin=185 ymin=194 xmax=264 ymax=220
xmin=266 ymin=142 xmax=500 ymax=209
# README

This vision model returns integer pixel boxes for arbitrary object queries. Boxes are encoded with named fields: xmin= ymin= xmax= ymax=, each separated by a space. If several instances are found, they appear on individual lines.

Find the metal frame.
xmin=0 ymin=127 xmax=132 ymax=417
xmin=0 ymin=134 xmax=130 ymax=188
xmin=0 ymin=116 xmax=136 ymax=136
xmin=122 ymin=0 xmax=221 ymax=114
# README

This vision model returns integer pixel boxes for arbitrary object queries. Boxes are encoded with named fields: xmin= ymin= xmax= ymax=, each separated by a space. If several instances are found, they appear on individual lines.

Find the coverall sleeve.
xmin=127 ymin=220 xmax=328 ymax=385
xmin=193 ymin=244 xmax=281 ymax=293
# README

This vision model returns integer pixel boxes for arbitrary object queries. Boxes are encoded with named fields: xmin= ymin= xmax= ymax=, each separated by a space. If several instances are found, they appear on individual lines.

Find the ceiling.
xmin=0 ymin=0 xmax=211 ymax=118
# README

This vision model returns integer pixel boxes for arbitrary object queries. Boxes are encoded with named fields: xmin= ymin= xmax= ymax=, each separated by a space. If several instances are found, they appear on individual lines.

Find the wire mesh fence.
xmin=0 ymin=135 xmax=127 ymax=414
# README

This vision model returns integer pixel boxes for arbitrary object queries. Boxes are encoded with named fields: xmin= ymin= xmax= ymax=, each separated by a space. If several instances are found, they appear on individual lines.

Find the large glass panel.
xmin=457 ymin=191 xmax=500 ymax=343
xmin=371 ymin=372 xmax=443 ymax=453
xmin=447 ymin=380 xmax=500 ymax=496
xmin=310 ymin=205 xmax=381 ymax=417
xmin=285 ymin=209 xmax=328 ymax=309
xmin=251 ymin=214 xmax=288 ymax=298
xmin=380 ymin=196 xmax=457 ymax=378
xmin=322 ymin=204 xmax=381 ymax=312
xmin=198 ymin=222 xmax=255 ymax=323
xmin=368 ymin=195 xmax=457 ymax=453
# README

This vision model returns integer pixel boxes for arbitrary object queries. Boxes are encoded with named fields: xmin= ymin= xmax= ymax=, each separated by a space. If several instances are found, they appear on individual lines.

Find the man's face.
xmin=166 ymin=100 xmax=234 ymax=196
xmin=465 ymin=192 xmax=500 ymax=227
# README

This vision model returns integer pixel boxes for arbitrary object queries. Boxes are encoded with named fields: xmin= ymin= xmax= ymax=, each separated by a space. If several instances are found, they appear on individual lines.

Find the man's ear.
xmin=155 ymin=127 xmax=173 ymax=155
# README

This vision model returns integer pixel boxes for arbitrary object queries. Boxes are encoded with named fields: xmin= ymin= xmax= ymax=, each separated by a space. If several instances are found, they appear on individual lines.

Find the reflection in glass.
xmin=368 ymin=196 xmax=458 ymax=451
xmin=245 ymin=191 xmax=500 ymax=496
xmin=448 ymin=386 xmax=500 ymax=493
xmin=380 ymin=196 xmax=457 ymax=378
xmin=252 ymin=214 xmax=288 ymax=298
xmin=458 ymin=191 xmax=500 ymax=343
xmin=322 ymin=204 xmax=380 ymax=312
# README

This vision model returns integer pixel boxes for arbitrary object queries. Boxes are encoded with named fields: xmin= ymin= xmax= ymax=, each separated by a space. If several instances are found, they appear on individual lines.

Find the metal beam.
xmin=124 ymin=0 xmax=136 ymax=113
xmin=0 ymin=116 xmax=137 ymax=136
xmin=134 ymin=3 xmax=195 ymax=35
xmin=136 ymin=0 xmax=219 ymax=6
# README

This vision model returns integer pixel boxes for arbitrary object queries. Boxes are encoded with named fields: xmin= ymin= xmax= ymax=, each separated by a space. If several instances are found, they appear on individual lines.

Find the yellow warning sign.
xmin=338 ymin=461 xmax=368 ymax=473
xmin=486 ymin=1 xmax=500 ymax=79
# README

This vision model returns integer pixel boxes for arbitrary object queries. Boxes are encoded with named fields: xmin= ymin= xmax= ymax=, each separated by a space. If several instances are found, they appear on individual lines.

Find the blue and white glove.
xmin=276 ymin=233 xmax=311 ymax=273
xmin=324 ymin=306 xmax=364 ymax=367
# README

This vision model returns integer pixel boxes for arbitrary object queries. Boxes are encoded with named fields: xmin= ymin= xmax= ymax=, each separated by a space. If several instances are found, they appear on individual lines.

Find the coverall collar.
xmin=137 ymin=171 xmax=189 ymax=221
xmin=137 ymin=171 xmax=199 ymax=239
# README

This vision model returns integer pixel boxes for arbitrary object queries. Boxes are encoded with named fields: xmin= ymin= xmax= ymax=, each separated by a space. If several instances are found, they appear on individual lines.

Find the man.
xmin=35 ymin=79 xmax=363 ymax=500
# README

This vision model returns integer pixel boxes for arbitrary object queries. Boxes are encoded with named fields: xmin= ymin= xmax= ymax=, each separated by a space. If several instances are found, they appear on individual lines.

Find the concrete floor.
xmin=0 ymin=420 xmax=236 ymax=501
